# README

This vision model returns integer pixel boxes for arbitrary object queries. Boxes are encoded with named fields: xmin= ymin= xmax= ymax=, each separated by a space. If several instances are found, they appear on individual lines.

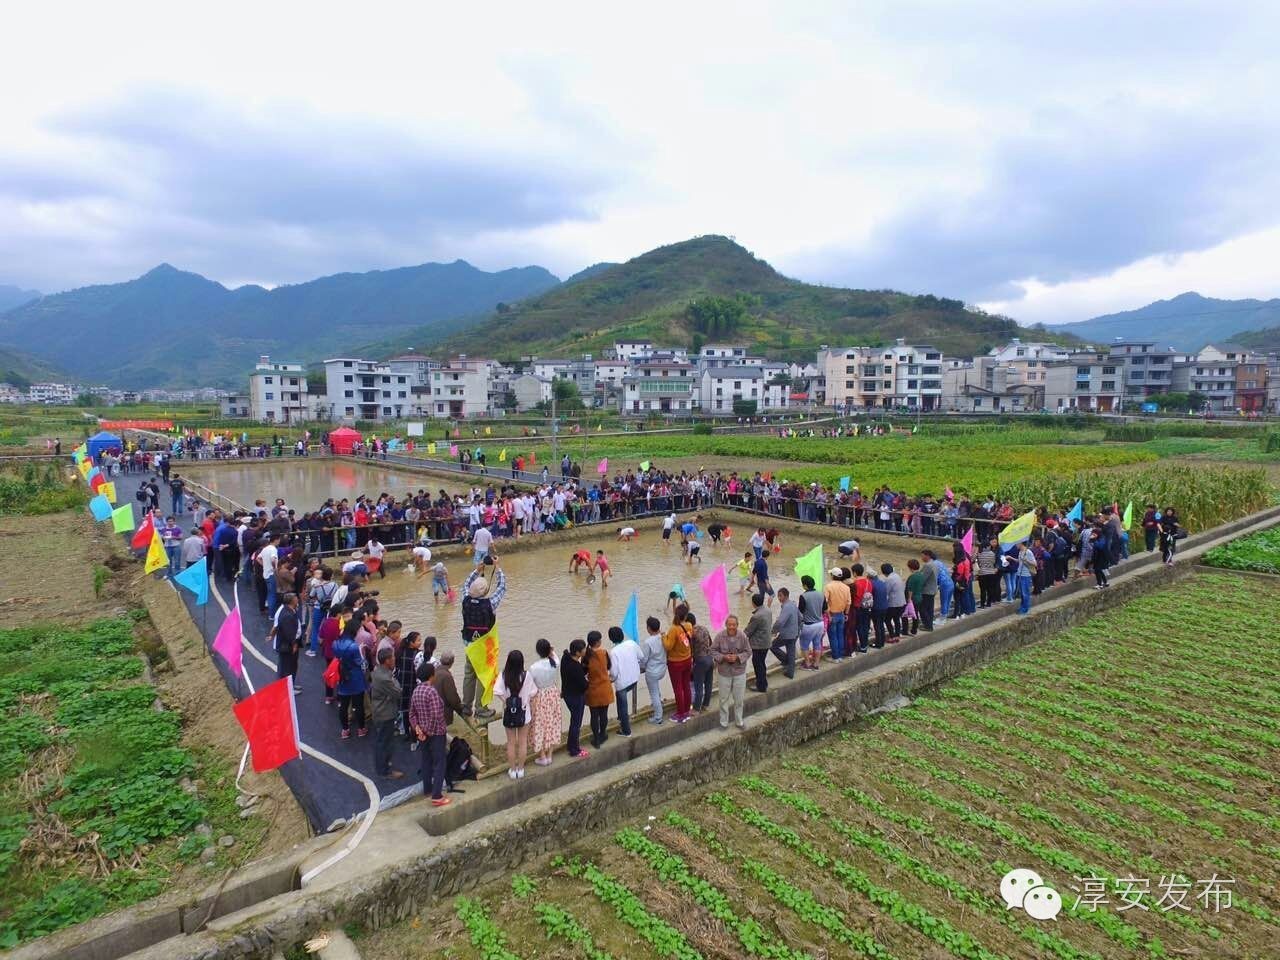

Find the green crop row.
xmin=737 ymin=776 xmax=1101 ymax=960
xmin=701 ymin=792 xmax=1007 ymax=960
xmin=1203 ymin=526 xmax=1280 ymax=575
xmin=663 ymin=811 xmax=896 ymax=960
xmin=561 ymin=858 xmax=703 ymax=960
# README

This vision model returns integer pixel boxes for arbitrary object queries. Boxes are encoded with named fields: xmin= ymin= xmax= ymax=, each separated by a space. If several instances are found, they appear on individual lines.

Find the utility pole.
xmin=550 ymin=391 xmax=558 ymax=466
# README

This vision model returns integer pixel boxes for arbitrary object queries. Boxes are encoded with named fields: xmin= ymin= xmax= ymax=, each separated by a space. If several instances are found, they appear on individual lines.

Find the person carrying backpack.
xmin=459 ymin=559 xmax=507 ymax=720
xmin=492 ymin=650 xmax=536 ymax=780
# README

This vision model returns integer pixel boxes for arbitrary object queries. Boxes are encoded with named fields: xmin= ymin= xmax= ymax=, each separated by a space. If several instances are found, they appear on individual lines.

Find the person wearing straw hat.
xmin=459 ymin=558 xmax=507 ymax=720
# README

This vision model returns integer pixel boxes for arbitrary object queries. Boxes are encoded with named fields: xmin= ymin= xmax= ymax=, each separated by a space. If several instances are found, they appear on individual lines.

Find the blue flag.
xmin=839 ymin=476 xmax=850 ymax=492
xmin=89 ymin=494 xmax=112 ymax=520
xmin=621 ymin=591 xmax=639 ymax=642
xmin=173 ymin=560 xmax=209 ymax=606
xmin=1066 ymin=498 xmax=1083 ymax=523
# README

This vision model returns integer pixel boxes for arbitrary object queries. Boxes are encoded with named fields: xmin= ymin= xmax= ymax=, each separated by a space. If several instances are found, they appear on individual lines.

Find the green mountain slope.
xmin=0 ymin=344 xmax=66 ymax=389
xmin=0 ymin=261 xmax=560 ymax=388
xmin=1047 ymin=291 xmax=1280 ymax=351
xmin=373 ymin=236 xmax=1033 ymax=361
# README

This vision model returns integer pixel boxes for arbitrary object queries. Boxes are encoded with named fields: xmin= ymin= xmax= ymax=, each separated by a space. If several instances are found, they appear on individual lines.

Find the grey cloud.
xmin=0 ymin=90 xmax=609 ymax=290
xmin=797 ymin=105 xmax=1280 ymax=304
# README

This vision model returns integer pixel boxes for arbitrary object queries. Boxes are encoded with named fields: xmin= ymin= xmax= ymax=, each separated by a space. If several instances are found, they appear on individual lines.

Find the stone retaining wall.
xmin=13 ymin=503 xmax=1280 ymax=960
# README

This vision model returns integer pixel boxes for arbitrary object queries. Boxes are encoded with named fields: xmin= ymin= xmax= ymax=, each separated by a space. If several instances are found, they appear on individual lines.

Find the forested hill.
xmin=370 ymin=235 xmax=1034 ymax=361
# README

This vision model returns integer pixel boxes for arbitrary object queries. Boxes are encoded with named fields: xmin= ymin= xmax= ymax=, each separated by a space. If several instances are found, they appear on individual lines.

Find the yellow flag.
xmin=101 ymin=481 xmax=116 ymax=504
xmin=596 ymin=423 xmax=602 ymax=432
xmin=78 ymin=459 xmax=91 ymax=479
xmin=998 ymin=508 xmax=1038 ymax=545
xmin=144 ymin=529 xmax=168 ymax=574
xmin=427 ymin=441 xmax=436 ymax=455
xmin=484 ymin=425 xmax=492 ymax=436
xmin=464 ymin=625 xmax=500 ymax=706
xmin=499 ymin=448 xmax=507 ymax=462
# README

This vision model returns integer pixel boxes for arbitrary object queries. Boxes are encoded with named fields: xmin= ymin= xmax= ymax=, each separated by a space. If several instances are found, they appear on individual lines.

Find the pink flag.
xmin=213 ymin=604 xmax=243 ymax=677
xmin=960 ymin=525 xmax=974 ymax=557
xmin=945 ymin=486 xmax=954 ymax=500
xmin=449 ymin=444 xmax=459 ymax=456
xmin=597 ymin=457 xmax=608 ymax=475
xmin=700 ymin=564 xmax=730 ymax=633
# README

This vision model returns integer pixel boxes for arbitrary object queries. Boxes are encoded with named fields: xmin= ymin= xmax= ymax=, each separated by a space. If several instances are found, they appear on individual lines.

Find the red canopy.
xmin=328 ymin=427 xmax=362 ymax=455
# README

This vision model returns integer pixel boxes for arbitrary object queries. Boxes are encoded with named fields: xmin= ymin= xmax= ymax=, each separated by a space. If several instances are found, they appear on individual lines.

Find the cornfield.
xmin=995 ymin=463 xmax=1270 ymax=531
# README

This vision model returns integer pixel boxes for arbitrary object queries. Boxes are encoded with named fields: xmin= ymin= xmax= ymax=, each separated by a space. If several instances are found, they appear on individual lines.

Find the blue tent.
xmin=85 ymin=430 xmax=122 ymax=462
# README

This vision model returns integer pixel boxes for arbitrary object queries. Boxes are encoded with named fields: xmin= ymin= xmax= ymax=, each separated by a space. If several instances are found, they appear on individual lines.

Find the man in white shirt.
xmin=366 ymin=537 xmax=386 ymax=579
xmin=472 ymin=525 xmax=494 ymax=565
xmin=662 ymin=512 xmax=677 ymax=543
xmin=258 ymin=535 xmax=280 ymax=613
xmin=838 ymin=539 xmax=861 ymax=563
xmin=608 ymin=625 xmax=642 ymax=736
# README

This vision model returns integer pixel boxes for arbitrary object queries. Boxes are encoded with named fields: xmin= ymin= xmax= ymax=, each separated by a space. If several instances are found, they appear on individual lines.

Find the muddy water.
xmin=182 ymin=460 xmax=458 ymax=511
xmin=373 ymin=529 xmax=918 ymax=742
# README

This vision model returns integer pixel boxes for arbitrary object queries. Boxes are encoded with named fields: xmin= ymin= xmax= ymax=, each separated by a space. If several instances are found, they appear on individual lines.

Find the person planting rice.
xmin=593 ymin=549 xmax=611 ymax=586
xmin=616 ymin=526 xmax=637 ymax=541
xmin=569 ymin=548 xmax=594 ymax=576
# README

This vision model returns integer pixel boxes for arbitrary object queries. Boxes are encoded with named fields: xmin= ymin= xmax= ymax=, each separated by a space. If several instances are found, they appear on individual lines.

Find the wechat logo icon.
xmin=1001 ymin=868 xmax=1062 ymax=921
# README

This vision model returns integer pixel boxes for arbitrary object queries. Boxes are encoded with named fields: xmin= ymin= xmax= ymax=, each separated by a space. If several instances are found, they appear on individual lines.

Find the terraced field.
xmin=359 ymin=571 xmax=1280 ymax=960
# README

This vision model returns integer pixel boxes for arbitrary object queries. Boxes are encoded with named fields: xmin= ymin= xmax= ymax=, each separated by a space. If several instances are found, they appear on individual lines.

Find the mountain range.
xmin=364 ymin=236 xmax=1031 ymax=362
xmin=0 ymin=285 xmax=40 ymax=313
xmin=0 ymin=261 xmax=559 ymax=388
xmin=1047 ymin=292 xmax=1280 ymax=351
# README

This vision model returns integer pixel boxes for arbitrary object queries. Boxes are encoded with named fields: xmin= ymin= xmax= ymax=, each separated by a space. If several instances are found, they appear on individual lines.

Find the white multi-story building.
xmin=27 ymin=382 xmax=75 ymax=404
xmin=623 ymin=358 xmax=697 ymax=414
xmin=0 ymin=383 xmax=25 ymax=403
xmin=220 ymin=393 xmax=250 ymax=417
xmin=821 ymin=339 xmax=944 ymax=410
xmin=613 ymin=339 xmax=655 ymax=362
xmin=249 ymin=356 xmax=309 ymax=423
xmin=699 ymin=366 xmax=791 ymax=413
xmin=323 ymin=358 xmax=413 ymax=422
xmin=429 ymin=357 xmax=491 ymax=419
xmin=1043 ymin=351 xmax=1123 ymax=413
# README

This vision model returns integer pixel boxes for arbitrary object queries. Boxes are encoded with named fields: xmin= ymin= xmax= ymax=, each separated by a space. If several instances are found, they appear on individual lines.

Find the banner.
xmin=1065 ymin=498 xmax=1083 ymax=523
xmin=597 ymin=457 xmax=608 ymax=475
xmin=131 ymin=513 xmax=155 ymax=550
xmin=173 ymin=560 xmax=210 ymax=605
xmin=839 ymin=476 xmax=850 ymax=492
xmin=960 ymin=525 xmax=974 ymax=557
xmin=621 ymin=591 xmax=639 ymax=642
xmin=793 ymin=544 xmax=824 ymax=588
xmin=100 ymin=481 xmax=117 ymax=504
xmin=1122 ymin=501 xmax=1134 ymax=529
xmin=998 ymin=508 xmax=1038 ymax=545
xmin=232 ymin=677 xmax=301 ymax=773
xmin=406 ymin=422 xmax=424 ymax=437
xmin=110 ymin=503 xmax=135 ymax=533
xmin=213 ymin=604 xmax=243 ymax=676
xmin=427 ymin=441 xmax=436 ymax=455
xmin=464 ymin=625 xmax=501 ymax=706
xmin=144 ymin=530 xmax=168 ymax=574
xmin=699 ymin=565 xmax=729 ymax=633
xmin=89 ymin=495 xmax=112 ymax=521
xmin=99 ymin=420 xmax=174 ymax=430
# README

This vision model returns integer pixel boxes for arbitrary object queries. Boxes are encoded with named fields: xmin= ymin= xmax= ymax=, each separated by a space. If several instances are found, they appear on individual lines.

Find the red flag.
xmin=131 ymin=512 xmax=155 ymax=549
xmin=89 ymin=473 xmax=106 ymax=492
xmin=232 ymin=677 xmax=300 ymax=773
xmin=529 ymin=451 xmax=536 ymax=465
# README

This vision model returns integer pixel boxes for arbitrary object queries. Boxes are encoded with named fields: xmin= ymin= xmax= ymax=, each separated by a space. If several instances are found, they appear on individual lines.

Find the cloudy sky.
xmin=3 ymin=2 xmax=1277 ymax=325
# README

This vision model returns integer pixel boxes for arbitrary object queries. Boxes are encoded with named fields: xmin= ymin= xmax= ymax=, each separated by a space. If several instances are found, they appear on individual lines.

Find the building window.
xmin=344 ymin=390 xmax=353 ymax=398
xmin=1076 ymin=366 xmax=1090 ymax=376
xmin=908 ymin=379 xmax=919 ymax=389
xmin=973 ymin=398 xmax=983 ymax=407
xmin=264 ymin=392 xmax=273 ymax=400
xmin=1101 ymin=381 xmax=1116 ymax=391
xmin=343 ymin=374 xmax=353 ymax=383
xmin=1102 ymin=366 xmax=1116 ymax=375
xmin=289 ymin=378 xmax=298 ymax=385
xmin=883 ymin=381 xmax=891 ymax=390
xmin=263 ymin=376 xmax=273 ymax=385
xmin=343 ymin=361 xmax=352 ymax=368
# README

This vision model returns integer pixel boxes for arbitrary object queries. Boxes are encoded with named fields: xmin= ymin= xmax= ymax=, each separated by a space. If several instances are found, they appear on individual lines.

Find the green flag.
xmin=111 ymin=503 xmax=135 ymax=533
xmin=1122 ymin=501 xmax=1133 ymax=528
xmin=639 ymin=460 xmax=651 ymax=472
xmin=793 ymin=544 xmax=824 ymax=589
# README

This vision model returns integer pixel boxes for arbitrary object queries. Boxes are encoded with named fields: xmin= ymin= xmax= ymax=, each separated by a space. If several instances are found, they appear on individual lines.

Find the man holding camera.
xmin=459 ymin=554 xmax=507 ymax=720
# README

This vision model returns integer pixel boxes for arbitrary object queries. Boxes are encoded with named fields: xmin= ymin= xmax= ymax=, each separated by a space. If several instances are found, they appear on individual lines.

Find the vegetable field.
xmin=363 ymin=571 xmax=1280 ymax=960
xmin=1204 ymin=525 xmax=1280 ymax=575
